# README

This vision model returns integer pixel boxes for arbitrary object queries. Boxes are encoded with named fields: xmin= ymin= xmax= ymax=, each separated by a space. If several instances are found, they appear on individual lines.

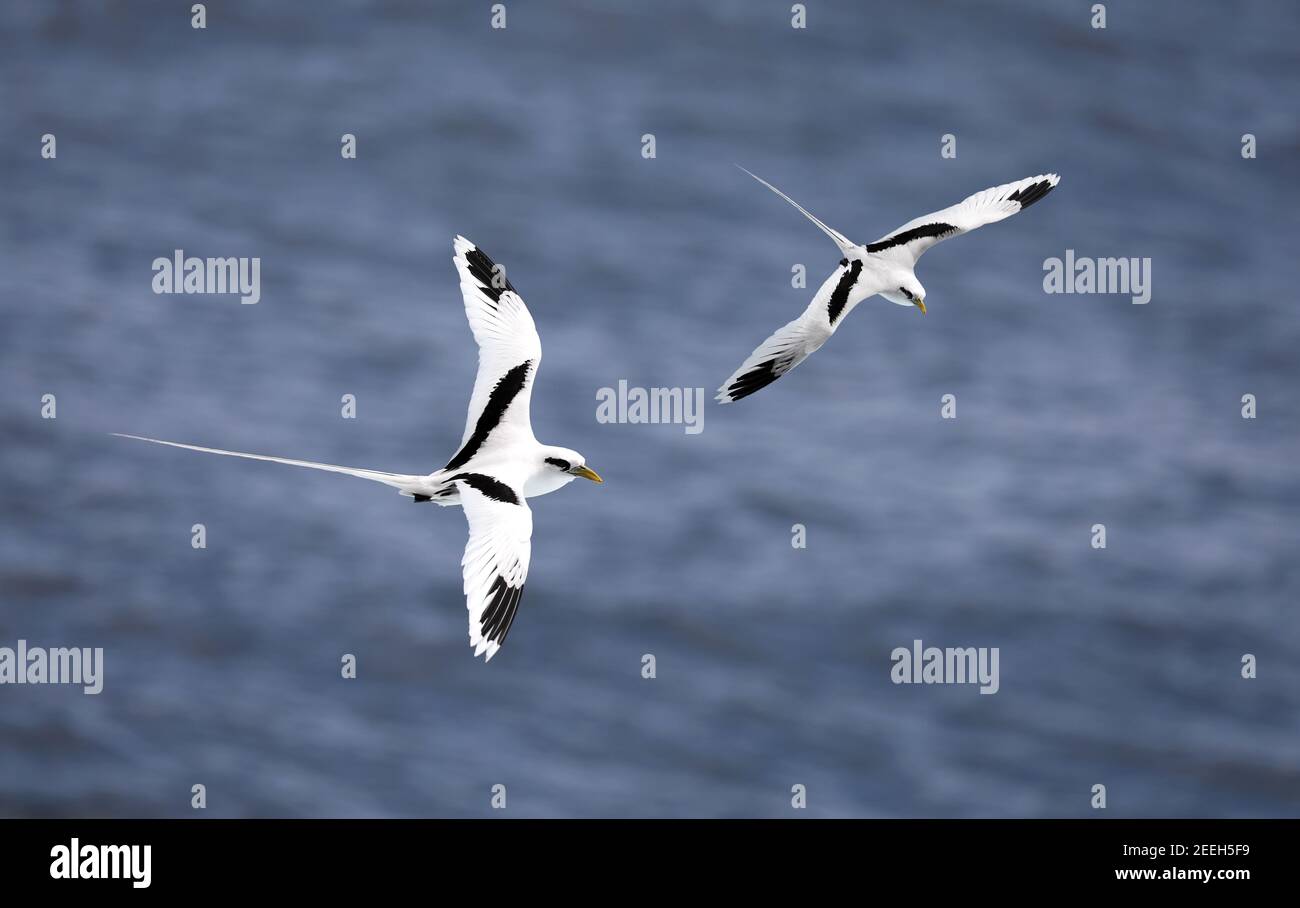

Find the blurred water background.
xmin=1 ymin=0 xmax=1298 ymax=817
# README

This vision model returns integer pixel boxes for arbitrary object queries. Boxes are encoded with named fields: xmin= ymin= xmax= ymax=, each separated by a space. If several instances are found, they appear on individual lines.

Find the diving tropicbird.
xmin=717 ymin=168 xmax=1060 ymax=403
xmin=115 ymin=236 xmax=603 ymax=661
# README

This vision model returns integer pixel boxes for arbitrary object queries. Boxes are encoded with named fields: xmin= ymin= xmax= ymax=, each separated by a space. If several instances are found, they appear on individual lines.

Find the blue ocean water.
xmin=1 ymin=0 xmax=1298 ymax=817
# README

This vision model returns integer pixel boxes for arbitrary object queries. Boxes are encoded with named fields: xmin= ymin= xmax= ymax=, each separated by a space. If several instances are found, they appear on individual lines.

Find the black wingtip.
xmin=461 ymin=245 xmax=517 ymax=303
xmin=723 ymin=359 xmax=784 ymax=402
xmin=1007 ymin=178 xmax=1056 ymax=211
xmin=481 ymin=575 xmax=524 ymax=645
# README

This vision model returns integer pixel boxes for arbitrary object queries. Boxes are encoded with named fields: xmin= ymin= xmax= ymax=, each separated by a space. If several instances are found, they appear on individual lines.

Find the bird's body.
xmin=717 ymin=169 xmax=1059 ymax=403
xmin=116 ymin=236 xmax=602 ymax=661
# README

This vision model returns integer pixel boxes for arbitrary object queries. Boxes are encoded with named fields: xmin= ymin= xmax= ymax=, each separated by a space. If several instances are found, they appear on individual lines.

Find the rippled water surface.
xmin=1 ymin=1 xmax=1298 ymax=816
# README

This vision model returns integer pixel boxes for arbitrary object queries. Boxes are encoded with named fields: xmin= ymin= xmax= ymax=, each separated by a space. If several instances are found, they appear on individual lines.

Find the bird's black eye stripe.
xmin=899 ymin=286 xmax=913 ymax=300
xmin=545 ymin=457 xmax=571 ymax=471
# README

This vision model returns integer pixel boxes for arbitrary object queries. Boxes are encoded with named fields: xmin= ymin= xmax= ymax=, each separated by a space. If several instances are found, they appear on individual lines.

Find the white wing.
xmin=717 ymin=258 xmax=869 ymax=403
xmin=455 ymin=474 xmax=532 ymax=661
xmin=867 ymin=174 xmax=1060 ymax=265
xmin=112 ymin=434 xmax=426 ymax=494
xmin=444 ymin=236 xmax=543 ymax=471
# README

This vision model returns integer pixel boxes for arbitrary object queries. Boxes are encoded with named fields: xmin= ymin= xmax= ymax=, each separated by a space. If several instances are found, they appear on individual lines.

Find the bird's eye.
xmin=545 ymin=457 xmax=571 ymax=471
xmin=899 ymin=286 xmax=913 ymax=300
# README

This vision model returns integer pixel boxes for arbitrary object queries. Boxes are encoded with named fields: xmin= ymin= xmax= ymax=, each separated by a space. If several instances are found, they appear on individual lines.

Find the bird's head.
xmin=542 ymin=447 xmax=603 ymax=484
xmin=882 ymin=277 xmax=927 ymax=314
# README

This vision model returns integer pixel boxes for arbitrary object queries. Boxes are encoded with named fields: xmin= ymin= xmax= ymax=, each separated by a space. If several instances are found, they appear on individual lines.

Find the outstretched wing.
xmin=716 ymin=257 xmax=866 ymax=403
xmin=445 ymin=237 xmax=543 ymax=471
xmin=867 ymin=173 xmax=1059 ymax=265
xmin=455 ymin=473 xmax=532 ymax=661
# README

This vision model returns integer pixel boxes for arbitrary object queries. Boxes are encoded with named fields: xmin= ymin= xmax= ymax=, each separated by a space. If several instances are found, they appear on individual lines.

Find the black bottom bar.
xmin=0 ymin=818 xmax=1287 ymax=893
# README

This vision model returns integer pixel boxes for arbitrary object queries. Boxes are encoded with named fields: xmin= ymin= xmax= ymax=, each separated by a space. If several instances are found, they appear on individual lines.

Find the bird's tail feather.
xmin=111 ymin=434 xmax=427 ymax=494
xmin=735 ymin=165 xmax=856 ymax=257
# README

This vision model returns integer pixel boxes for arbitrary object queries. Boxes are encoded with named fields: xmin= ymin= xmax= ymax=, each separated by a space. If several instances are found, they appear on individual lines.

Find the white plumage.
xmin=717 ymin=169 xmax=1060 ymax=403
xmin=116 ymin=236 xmax=603 ymax=662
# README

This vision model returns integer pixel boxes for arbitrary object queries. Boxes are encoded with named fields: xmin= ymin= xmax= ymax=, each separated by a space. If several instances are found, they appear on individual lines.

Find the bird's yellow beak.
xmin=571 ymin=465 xmax=603 ymax=483
xmin=915 ymin=298 xmax=927 ymax=315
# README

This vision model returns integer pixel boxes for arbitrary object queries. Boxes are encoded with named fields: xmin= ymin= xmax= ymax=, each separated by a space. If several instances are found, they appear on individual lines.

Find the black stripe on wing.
xmin=481 ymin=575 xmax=524 ymax=646
xmin=866 ymin=222 xmax=959 ymax=254
xmin=463 ymin=245 xmax=517 ymax=304
xmin=449 ymin=472 xmax=521 ymax=505
xmin=1007 ymin=178 xmax=1055 ymax=210
xmin=827 ymin=259 xmax=863 ymax=326
xmin=445 ymin=360 xmax=533 ymax=470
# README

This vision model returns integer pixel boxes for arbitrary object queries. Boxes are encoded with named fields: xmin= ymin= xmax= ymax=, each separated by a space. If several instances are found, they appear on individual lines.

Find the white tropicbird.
xmin=717 ymin=168 xmax=1060 ymax=402
xmin=116 ymin=236 xmax=603 ymax=662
